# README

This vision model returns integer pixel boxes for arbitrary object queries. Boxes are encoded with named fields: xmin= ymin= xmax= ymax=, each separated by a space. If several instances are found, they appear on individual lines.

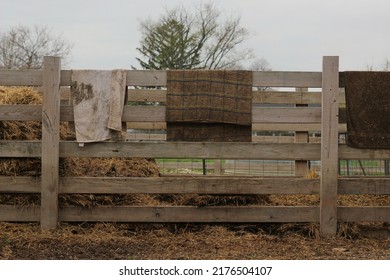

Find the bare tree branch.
xmin=0 ymin=25 xmax=73 ymax=69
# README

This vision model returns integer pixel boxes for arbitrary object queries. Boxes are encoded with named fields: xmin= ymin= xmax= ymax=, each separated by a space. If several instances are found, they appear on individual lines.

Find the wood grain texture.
xmin=0 ymin=205 xmax=40 ymax=222
xmin=40 ymin=56 xmax=61 ymax=230
xmin=320 ymin=56 xmax=339 ymax=236
xmin=338 ymin=178 xmax=390 ymax=195
xmin=0 ymin=69 xmax=43 ymax=86
xmin=58 ymin=177 xmax=319 ymax=194
xmin=59 ymin=206 xmax=319 ymax=223
xmin=338 ymin=207 xmax=390 ymax=222
xmin=59 ymin=142 xmax=321 ymax=160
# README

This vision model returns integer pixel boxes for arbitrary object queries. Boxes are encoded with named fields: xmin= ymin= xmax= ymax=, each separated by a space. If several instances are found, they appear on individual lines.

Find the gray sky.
xmin=2 ymin=0 xmax=389 ymax=71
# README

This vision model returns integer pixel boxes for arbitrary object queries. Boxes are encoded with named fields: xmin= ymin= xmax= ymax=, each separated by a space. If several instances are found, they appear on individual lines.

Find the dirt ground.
xmin=1 ymin=221 xmax=389 ymax=260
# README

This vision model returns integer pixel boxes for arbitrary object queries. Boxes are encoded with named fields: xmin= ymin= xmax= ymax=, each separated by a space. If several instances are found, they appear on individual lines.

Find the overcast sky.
xmin=2 ymin=0 xmax=389 ymax=71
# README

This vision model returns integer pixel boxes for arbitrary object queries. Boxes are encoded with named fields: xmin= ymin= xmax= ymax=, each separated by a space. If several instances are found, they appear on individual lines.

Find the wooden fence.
xmin=0 ymin=56 xmax=390 ymax=236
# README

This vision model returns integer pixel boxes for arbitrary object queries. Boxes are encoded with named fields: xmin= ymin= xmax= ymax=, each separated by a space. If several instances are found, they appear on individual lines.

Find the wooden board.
xmin=4 ymin=140 xmax=390 ymax=160
xmin=58 ymin=177 xmax=319 ymax=194
xmin=252 ymin=107 xmax=321 ymax=123
xmin=59 ymin=142 xmax=321 ymax=160
xmin=0 ymin=105 xmax=42 ymax=121
xmin=59 ymin=205 xmax=319 ymax=223
xmin=339 ymin=145 xmax=390 ymax=160
xmin=252 ymin=71 xmax=322 ymax=88
xmin=0 ymin=70 xmax=43 ymax=86
xmin=128 ymin=89 xmax=167 ymax=102
xmin=127 ymin=89 xmax=347 ymax=105
xmin=338 ymin=207 xmax=390 ymax=222
xmin=320 ymin=56 xmax=339 ymax=236
xmin=0 ymin=141 xmax=41 ymax=157
xmin=338 ymin=178 xmax=390 ymax=195
xmin=253 ymin=123 xmax=347 ymax=132
xmin=40 ymin=56 xmax=61 ymax=230
xmin=3 ymin=176 xmax=390 ymax=195
xmin=0 ymin=69 xmax=351 ymax=89
xmin=1 ymin=204 xmax=388 ymax=223
xmin=0 ymin=205 xmax=40 ymax=222
xmin=0 ymin=177 xmax=40 ymax=193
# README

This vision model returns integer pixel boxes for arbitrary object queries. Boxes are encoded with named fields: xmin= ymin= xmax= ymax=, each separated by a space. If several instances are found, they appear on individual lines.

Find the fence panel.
xmin=1 ymin=56 xmax=389 ymax=236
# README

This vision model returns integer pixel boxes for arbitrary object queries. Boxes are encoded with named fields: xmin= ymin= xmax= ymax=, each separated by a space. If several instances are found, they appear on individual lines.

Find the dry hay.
xmin=152 ymin=193 xmax=270 ymax=206
xmin=1 ymin=221 xmax=389 ymax=259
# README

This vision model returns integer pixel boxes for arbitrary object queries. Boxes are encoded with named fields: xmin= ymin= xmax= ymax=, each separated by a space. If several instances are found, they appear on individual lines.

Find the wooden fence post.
xmin=320 ymin=56 xmax=339 ymax=236
xmin=41 ymin=56 xmax=61 ymax=230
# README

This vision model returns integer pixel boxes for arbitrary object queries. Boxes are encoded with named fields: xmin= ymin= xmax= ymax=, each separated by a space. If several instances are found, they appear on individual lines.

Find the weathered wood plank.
xmin=253 ymin=91 xmax=320 ymax=104
xmin=339 ymin=145 xmax=390 ymax=160
xmin=0 ymin=141 xmax=41 ymax=157
xmin=1 ymin=69 xmax=326 ymax=88
xmin=6 ymin=141 xmax=390 ymax=160
xmin=127 ymin=89 xmax=347 ymax=105
xmin=0 ymin=177 xmax=40 ymax=193
xmin=3 ymin=176 xmax=390 ymax=196
xmin=320 ymin=56 xmax=339 ymax=236
xmin=253 ymin=123 xmax=347 ymax=132
xmin=58 ymin=177 xmax=319 ymax=194
xmin=59 ymin=206 xmax=319 ymax=223
xmin=252 ymin=107 xmax=321 ymax=123
xmin=0 ymin=205 xmax=40 ymax=221
xmin=127 ymin=122 xmax=166 ymax=130
xmin=128 ymin=89 xmax=167 ymax=102
xmin=1 ymin=69 xmax=341 ymax=89
xmin=126 ymin=133 xmax=166 ymax=141
xmin=127 ymin=70 xmax=167 ymax=86
xmin=253 ymin=71 xmax=322 ymax=88
xmin=59 ymin=142 xmax=321 ymax=160
xmin=338 ymin=207 xmax=390 ymax=222
xmin=0 ymin=105 xmax=346 ymax=124
xmin=122 ymin=106 xmax=165 ymax=122
xmin=83 ymin=106 xmax=324 ymax=123
xmin=0 ymin=105 xmax=42 ymax=121
xmin=338 ymin=178 xmax=390 ymax=195
xmin=40 ymin=56 xmax=61 ymax=230
xmin=60 ymin=70 xmax=168 ymax=87
xmin=0 ymin=70 xmax=43 ymax=86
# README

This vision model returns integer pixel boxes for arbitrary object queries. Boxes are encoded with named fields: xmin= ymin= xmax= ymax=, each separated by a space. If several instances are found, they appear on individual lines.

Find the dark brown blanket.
xmin=345 ymin=71 xmax=390 ymax=149
xmin=166 ymin=70 xmax=252 ymax=141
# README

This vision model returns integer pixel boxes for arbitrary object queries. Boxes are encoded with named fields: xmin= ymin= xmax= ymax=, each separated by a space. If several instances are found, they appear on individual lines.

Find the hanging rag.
xmin=166 ymin=70 xmax=252 ymax=141
xmin=71 ymin=70 xmax=127 ymax=143
xmin=344 ymin=71 xmax=390 ymax=149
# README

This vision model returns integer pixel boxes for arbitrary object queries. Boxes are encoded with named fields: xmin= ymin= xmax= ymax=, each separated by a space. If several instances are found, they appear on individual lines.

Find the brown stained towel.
xmin=166 ymin=70 xmax=252 ymax=141
xmin=345 ymin=71 xmax=390 ymax=148
xmin=71 ymin=70 xmax=127 ymax=143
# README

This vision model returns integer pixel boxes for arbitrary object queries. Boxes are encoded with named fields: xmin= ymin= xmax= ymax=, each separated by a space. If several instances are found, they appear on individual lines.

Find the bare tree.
xmin=136 ymin=3 xmax=254 ymax=70
xmin=0 ymin=25 xmax=73 ymax=69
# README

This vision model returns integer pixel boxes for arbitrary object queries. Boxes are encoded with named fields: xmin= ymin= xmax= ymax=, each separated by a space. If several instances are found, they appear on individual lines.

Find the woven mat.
xmin=166 ymin=70 xmax=252 ymax=142
xmin=345 ymin=71 xmax=390 ymax=149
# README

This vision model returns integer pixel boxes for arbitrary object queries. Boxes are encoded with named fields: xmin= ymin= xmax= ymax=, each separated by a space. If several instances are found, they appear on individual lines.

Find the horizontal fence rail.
xmin=1 ymin=56 xmax=389 ymax=236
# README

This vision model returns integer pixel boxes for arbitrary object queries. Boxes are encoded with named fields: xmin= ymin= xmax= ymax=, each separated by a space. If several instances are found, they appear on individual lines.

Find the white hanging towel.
xmin=71 ymin=70 xmax=127 ymax=143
